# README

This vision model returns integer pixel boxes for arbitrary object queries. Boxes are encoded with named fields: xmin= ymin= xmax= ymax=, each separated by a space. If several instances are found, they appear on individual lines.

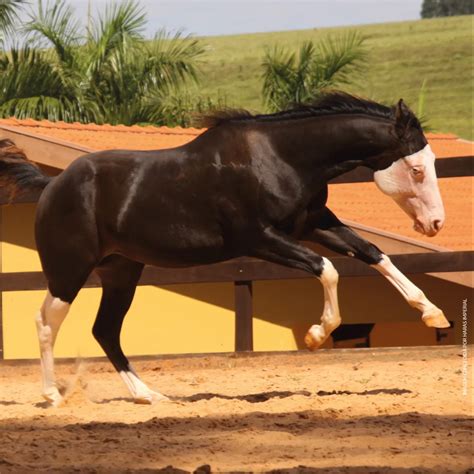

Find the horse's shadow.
xmin=95 ymin=387 xmax=412 ymax=405
xmin=0 ymin=387 xmax=414 ymax=407
xmin=0 ymin=400 xmax=20 ymax=406
xmin=94 ymin=390 xmax=311 ymax=405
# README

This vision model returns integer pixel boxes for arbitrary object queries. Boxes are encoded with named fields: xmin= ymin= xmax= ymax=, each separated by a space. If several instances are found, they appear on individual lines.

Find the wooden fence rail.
xmin=0 ymin=251 xmax=472 ymax=355
xmin=0 ymin=251 xmax=472 ymax=292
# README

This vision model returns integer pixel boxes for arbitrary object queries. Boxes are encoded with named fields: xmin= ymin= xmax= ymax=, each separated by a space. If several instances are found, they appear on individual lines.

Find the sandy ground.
xmin=0 ymin=346 xmax=472 ymax=474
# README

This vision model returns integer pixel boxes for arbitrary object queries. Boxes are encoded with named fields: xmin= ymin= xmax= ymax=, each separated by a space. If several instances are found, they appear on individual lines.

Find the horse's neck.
xmin=268 ymin=115 xmax=385 ymax=182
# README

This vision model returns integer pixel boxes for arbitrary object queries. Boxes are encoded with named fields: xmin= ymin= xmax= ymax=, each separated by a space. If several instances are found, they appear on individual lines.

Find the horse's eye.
xmin=411 ymin=166 xmax=425 ymax=180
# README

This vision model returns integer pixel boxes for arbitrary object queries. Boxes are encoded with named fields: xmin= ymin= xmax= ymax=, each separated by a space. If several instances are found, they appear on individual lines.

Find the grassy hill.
xmin=192 ymin=16 xmax=473 ymax=140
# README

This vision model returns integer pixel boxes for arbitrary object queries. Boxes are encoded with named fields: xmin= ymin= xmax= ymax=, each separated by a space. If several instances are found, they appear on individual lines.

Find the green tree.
xmin=421 ymin=0 xmax=473 ymax=18
xmin=0 ymin=0 xmax=206 ymax=125
xmin=261 ymin=32 xmax=367 ymax=112
xmin=0 ymin=0 xmax=99 ymax=122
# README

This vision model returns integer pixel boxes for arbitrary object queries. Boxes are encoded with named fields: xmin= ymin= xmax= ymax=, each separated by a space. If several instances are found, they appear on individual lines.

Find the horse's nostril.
xmin=433 ymin=220 xmax=443 ymax=231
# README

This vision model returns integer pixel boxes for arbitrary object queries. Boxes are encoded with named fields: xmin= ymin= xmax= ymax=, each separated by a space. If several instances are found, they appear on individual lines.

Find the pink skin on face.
xmin=373 ymin=144 xmax=445 ymax=237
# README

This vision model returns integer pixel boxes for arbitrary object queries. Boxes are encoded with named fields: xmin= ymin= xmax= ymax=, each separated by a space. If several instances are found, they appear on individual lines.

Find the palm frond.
xmin=0 ymin=95 xmax=100 ymax=122
xmin=0 ymin=0 xmax=25 ymax=47
xmin=416 ymin=79 xmax=433 ymax=131
xmin=315 ymin=31 xmax=367 ymax=86
xmin=0 ymin=45 xmax=100 ymax=122
xmin=261 ymin=45 xmax=297 ymax=111
xmin=294 ymin=41 xmax=316 ymax=103
xmin=145 ymin=29 xmax=205 ymax=88
xmin=25 ymin=0 xmax=81 ymax=65
xmin=141 ymin=88 xmax=227 ymax=127
xmin=261 ymin=31 xmax=367 ymax=111
xmin=88 ymin=0 xmax=146 ymax=77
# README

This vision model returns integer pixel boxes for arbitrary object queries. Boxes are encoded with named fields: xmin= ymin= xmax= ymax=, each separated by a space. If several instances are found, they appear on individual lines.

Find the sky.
xmin=23 ymin=0 xmax=425 ymax=38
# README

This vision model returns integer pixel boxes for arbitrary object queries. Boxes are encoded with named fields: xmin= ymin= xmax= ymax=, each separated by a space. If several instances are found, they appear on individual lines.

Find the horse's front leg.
xmin=252 ymin=226 xmax=341 ymax=350
xmin=372 ymin=255 xmax=449 ymax=328
xmin=303 ymin=207 xmax=450 ymax=329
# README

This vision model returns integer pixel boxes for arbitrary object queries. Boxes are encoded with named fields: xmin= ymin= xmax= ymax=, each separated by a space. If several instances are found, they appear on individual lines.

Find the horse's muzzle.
xmin=414 ymin=218 xmax=444 ymax=237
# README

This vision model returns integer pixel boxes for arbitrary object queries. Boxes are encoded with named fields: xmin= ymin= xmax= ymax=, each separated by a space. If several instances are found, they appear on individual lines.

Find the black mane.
xmin=197 ymin=91 xmax=412 ymax=128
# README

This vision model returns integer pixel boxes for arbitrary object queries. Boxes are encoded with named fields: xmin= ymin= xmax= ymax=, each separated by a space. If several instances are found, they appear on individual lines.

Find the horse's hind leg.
xmin=93 ymin=255 xmax=168 ymax=404
xmin=36 ymin=264 xmax=95 ymax=406
xmin=35 ymin=291 xmax=71 ymax=405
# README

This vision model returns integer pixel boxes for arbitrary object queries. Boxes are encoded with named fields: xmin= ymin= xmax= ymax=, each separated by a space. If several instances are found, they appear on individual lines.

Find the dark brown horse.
xmin=0 ymin=92 xmax=449 ymax=406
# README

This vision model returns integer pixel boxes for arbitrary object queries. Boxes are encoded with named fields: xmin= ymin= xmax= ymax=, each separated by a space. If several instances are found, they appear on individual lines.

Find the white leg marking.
xmin=373 ymin=255 xmax=450 ymax=328
xmin=119 ymin=369 xmax=168 ymax=404
xmin=305 ymin=257 xmax=341 ymax=350
xmin=35 ymin=290 xmax=70 ymax=406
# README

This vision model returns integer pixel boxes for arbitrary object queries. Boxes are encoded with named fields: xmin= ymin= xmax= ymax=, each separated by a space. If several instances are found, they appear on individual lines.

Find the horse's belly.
xmin=112 ymin=222 xmax=229 ymax=267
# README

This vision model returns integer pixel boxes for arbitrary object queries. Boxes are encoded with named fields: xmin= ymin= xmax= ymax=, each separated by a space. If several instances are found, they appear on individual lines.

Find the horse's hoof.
xmin=42 ymin=390 xmax=63 ymax=407
xmin=133 ymin=396 xmax=153 ymax=405
xmin=304 ymin=325 xmax=325 ymax=351
xmin=422 ymin=308 xmax=450 ymax=328
xmin=134 ymin=391 xmax=169 ymax=405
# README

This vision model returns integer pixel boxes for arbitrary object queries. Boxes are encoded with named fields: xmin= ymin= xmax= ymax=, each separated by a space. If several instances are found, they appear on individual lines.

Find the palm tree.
xmin=0 ymin=0 xmax=205 ymax=125
xmin=0 ymin=44 xmax=101 ymax=122
xmin=0 ymin=0 xmax=99 ymax=122
xmin=0 ymin=0 xmax=25 ymax=48
xmin=262 ymin=32 xmax=367 ymax=112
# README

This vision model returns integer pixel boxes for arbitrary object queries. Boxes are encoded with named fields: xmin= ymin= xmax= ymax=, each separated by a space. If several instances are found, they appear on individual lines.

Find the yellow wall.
xmin=0 ymin=205 xmax=305 ymax=358
xmin=1 ymin=203 xmax=470 ymax=359
xmin=1 ymin=204 xmax=235 ymax=359
xmin=2 ymin=286 xmax=236 ymax=359
xmin=1 ymin=203 xmax=42 ymax=272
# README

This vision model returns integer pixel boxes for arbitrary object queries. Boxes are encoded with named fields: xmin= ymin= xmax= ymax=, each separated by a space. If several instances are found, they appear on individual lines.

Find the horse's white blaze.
xmin=305 ymin=257 xmax=341 ymax=350
xmin=35 ymin=291 xmax=70 ymax=405
xmin=119 ymin=370 xmax=168 ymax=404
xmin=373 ymin=255 xmax=450 ymax=328
xmin=373 ymin=144 xmax=445 ymax=237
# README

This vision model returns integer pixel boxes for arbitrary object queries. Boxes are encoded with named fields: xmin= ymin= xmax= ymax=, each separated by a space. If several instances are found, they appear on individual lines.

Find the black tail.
xmin=0 ymin=139 xmax=52 ymax=202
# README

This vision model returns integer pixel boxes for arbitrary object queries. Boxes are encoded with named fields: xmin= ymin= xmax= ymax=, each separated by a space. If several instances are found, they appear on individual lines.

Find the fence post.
xmin=234 ymin=280 xmax=253 ymax=351
xmin=0 ymin=210 xmax=3 ymax=360
xmin=0 ymin=294 xmax=3 ymax=360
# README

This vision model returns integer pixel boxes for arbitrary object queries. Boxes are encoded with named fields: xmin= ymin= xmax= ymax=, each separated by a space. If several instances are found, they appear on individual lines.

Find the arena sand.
xmin=0 ymin=346 xmax=472 ymax=473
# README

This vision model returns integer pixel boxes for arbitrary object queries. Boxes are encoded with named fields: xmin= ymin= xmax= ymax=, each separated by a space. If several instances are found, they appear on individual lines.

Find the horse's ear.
xmin=395 ymin=99 xmax=410 ymax=121
xmin=395 ymin=99 xmax=411 ymax=137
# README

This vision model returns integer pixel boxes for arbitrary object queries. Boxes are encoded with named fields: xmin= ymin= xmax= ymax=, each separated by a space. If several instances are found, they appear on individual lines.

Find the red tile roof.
xmin=0 ymin=118 xmax=472 ymax=250
xmin=327 ymin=178 xmax=472 ymax=250
xmin=0 ymin=118 xmax=201 ymax=150
xmin=425 ymin=133 xmax=473 ymax=158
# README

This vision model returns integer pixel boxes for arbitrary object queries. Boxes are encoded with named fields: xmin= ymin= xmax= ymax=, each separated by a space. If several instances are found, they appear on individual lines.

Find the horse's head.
xmin=372 ymin=99 xmax=444 ymax=237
